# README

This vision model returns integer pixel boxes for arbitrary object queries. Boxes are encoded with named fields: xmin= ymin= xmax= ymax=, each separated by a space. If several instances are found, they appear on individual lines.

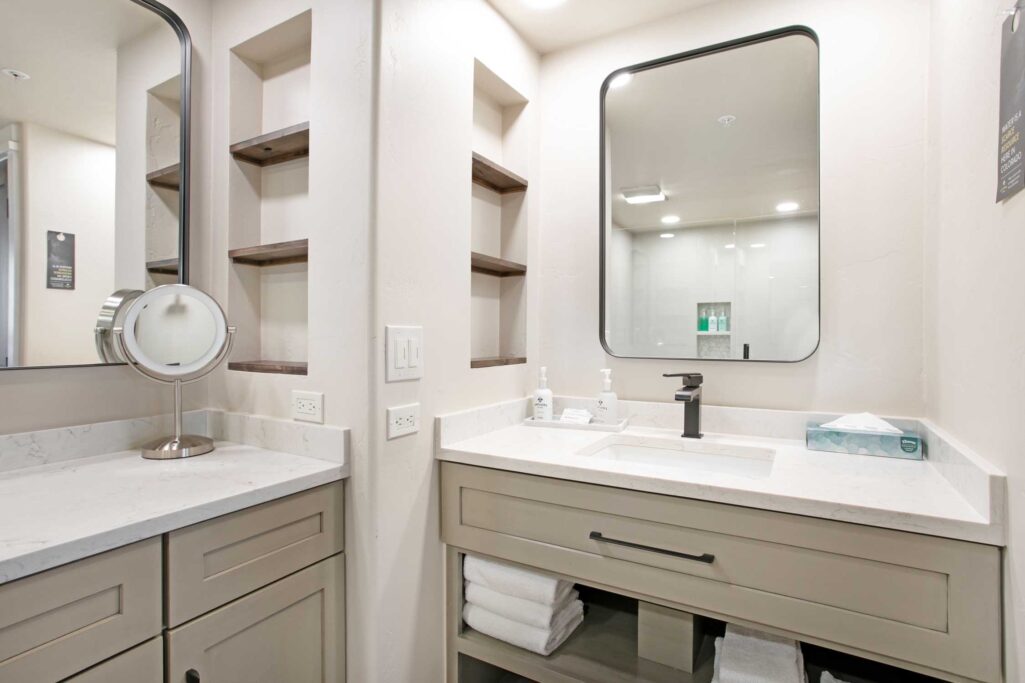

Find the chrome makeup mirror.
xmin=114 ymin=284 xmax=234 ymax=459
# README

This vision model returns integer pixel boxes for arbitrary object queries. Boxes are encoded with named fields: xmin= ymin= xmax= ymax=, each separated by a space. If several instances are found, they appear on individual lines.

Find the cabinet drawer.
xmin=167 ymin=554 xmax=345 ymax=683
xmin=62 ymin=637 xmax=163 ymax=683
xmin=0 ymin=538 xmax=161 ymax=683
xmin=167 ymin=482 xmax=344 ymax=626
xmin=441 ymin=463 xmax=1001 ymax=683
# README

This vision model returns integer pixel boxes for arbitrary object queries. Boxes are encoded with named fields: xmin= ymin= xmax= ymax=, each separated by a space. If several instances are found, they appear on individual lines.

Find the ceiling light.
xmin=522 ymin=0 xmax=567 ymax=8
xmin=750 ymin=243 xmax=766 ymax=248
xmin=660 ymin=233 xmax=675 ymax=239
xmin=776 ymin=201 xmax=799 ymax=213
xmin=622 ymin=185 xmax=665 ymax=204
xmin=717 ymin=114 xmax=736 ymax=128
xmin=2 ymin=68 xmax=30 ymax=81
xmin=661 ymin=215 xmax=680 ymax=225
xmin=724 ymin=244 xmax=735 ymax=249
xmin=609 ymin=72 xmax=633 ymax=89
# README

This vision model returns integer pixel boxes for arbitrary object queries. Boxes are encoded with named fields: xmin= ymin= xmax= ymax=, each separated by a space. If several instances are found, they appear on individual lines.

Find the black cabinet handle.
xmin=186 ymin=670 xmax=200 ymax=683
xmin=589 ymin=531 xmax=715 ymax=564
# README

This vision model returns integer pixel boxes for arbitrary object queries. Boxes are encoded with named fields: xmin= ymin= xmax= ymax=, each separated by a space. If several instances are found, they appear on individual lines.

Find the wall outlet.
xmin=292 ymin=390 xmax=324 ymax=424
xmin=387 ymin=403 xmax=420 ymax=439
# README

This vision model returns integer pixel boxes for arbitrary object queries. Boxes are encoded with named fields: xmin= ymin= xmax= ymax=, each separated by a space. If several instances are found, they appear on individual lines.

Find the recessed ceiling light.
xmin=724 ymin=244 xmax=735 ymax=249
xmin=776 ymin=201 xmax=799 ymax=213
xmin=750 ymin=243 xmax=766 ymax=248
xmin=622 ymin=185 xmax=665 ymax=204
xmin=609 ymin=72 xmax=633 ymax=89
xmin=522 ymin=0 xmax=567 ymax=8
xmin=661 ymin=215 xmax=680 ymax=225
xmin=717 ymin=114 xmax=736 ymax=128
xmin=660 ymin=233 xmax=675 ymax=239
xmin=2 ymin=68 xmax=30 ymax=81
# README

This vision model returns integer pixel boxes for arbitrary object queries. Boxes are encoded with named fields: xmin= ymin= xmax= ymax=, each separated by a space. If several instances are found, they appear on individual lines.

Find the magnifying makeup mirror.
xmin=112 ymin=284 xmax=235 ymax=459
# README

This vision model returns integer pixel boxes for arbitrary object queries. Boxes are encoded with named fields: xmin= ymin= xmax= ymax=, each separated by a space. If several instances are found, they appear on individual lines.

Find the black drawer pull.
xmin=589 ymin=531 xmax=715 ymax=564
xmin=186 ymin=670 xmax=200 ymax=683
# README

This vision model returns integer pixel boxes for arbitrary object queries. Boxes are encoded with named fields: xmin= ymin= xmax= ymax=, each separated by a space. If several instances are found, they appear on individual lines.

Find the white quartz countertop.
xmin=439 ymin=424 xmax=1003 ymax=545
xmin=0 ymin=443 xmax=348 ymax=584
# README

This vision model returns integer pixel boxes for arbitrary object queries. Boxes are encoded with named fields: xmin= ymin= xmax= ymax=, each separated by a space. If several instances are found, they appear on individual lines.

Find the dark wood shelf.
xmin=471 ymin=152 xmax=527 ymax=194
xmin=146 ymin=163 xmax=181 ymax=190
xmin=230 ymin=122 xmax=310 ymax=167
xmin=470 ymin=356 xmax=527 ymax=369
xmin=228 ymin=360 xmax=308 ymax=375
xmin=471 ymin=252 xmax=526 ymax=277
xmin=229 ymin=239 xmax=308 ymax=266
xmin=146 ymin=258 xmax=179 ymax=275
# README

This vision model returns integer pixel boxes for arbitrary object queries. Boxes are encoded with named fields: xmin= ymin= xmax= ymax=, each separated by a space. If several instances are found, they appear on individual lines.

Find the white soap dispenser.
xmin=596 ymin=369 xmax=619 ymax=425
xmin=533 ymin=366 xmax=553 ymax=421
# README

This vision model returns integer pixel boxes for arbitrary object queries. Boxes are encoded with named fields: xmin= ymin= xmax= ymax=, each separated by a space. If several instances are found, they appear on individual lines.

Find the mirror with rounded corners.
xmin=600 ymin=28 xmax=820 ymax=362
xmin=0 ymin=0 xmax=191 ymax=370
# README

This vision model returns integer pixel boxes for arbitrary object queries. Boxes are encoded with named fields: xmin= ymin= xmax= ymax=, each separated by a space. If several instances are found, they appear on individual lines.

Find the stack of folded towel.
xmin=712 ymin=623 xmax=807 ymax=683
xmin=462 ymin=555 xmax=584 ymax=657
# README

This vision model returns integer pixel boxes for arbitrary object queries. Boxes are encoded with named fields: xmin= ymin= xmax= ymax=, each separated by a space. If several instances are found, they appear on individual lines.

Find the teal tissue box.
xmin=806 ymin=425 xmax=924 ymax=460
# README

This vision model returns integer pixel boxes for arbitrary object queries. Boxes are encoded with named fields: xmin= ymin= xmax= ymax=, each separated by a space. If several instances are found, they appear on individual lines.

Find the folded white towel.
xmin=465 ymin=581 xmax=579 ymax=629
xmin=712 ymin=636 xmax=724 ymax=683
xmin=719 ymin=623 xmax=804 ymax=683
xmin=820 ymin=673 xmax=845 ymax=683
xmin=463 ymin=555 xmax=574 ymax=605
xmin=462 ymin=599 xmax=584 ymax=656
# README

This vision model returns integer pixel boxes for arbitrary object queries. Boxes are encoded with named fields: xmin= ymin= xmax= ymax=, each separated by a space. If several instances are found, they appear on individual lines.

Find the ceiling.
xmin=0 ymin=0 xmax=169 ymax=145
xmin=486 ymin=0 xmax=718 ymax=54
xmin=605 ymin=33 xmax=819 ymax=231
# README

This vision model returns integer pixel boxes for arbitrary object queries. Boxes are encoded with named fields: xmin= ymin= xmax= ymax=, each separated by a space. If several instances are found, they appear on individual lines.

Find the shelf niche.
xmin=470 ymin=59 xmax=529 ymax=369
xmin=146 ymin=163 xmax=181 ymax=190
xmin=226 ymin=10 xmax=312 ymax=376
xmin=145 ymin=74 xmax=182 ymax=288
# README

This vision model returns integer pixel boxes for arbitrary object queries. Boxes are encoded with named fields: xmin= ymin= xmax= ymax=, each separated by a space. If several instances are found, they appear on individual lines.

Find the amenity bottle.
xmin=596 ymin=369 xmax=619 ymax=424
xmin=533 ymin=367 xmax=553 ymax=421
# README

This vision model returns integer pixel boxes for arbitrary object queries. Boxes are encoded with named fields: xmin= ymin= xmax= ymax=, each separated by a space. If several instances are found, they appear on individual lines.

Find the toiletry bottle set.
xmin=698 ymin=307 xmax=729 ymax=332
xmin=532 ymin=367 xmax=620 ymax=424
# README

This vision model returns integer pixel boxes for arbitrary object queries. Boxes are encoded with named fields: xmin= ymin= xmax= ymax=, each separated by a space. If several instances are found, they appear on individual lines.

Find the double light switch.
xmin=385 ymin=325 xmax=423 ymax=382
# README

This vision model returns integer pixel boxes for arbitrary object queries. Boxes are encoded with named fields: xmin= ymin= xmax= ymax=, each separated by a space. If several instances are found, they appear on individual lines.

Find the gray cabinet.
xmin=62 ymin=638 xmax=163 ymax=683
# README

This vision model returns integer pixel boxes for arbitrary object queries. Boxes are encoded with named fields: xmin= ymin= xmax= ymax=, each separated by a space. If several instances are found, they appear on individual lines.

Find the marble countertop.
xmin=0 ymin=443 xmax=348 ymax=584
xmin=438 ymin=424 xmax=1004 ymax=545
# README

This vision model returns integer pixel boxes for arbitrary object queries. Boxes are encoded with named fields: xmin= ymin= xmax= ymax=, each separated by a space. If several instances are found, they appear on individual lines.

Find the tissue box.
xmin=806 ymin=425 xmax=924 ymax=460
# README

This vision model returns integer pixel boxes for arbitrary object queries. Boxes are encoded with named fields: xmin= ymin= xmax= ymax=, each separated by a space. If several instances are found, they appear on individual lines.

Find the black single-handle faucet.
xmin=663 ymin=372 xmax=703 ymax=439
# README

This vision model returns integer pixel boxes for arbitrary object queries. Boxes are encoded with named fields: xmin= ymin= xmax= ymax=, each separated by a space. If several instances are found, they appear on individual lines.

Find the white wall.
xmin=538 ymin=0 xmax=930 ymax=414
xmin=924 ymin=0 xmax=1025 ymax=677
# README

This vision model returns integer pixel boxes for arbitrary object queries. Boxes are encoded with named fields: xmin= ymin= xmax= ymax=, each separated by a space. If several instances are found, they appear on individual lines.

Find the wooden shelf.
xmin=230 ymin=122 xmax=310 ymax=167
xmin=471 ymin=356 xmax=527 ymax=369
xmin=228 ymin=360 xmax=308 ymax=375
xmin=471 ymin=252 xmax=526 ymax=277
xmin=146 ymin=258 xmax=179 ymax=275
xmin=457 ymin=602 xmax=714 ymax=683
xmin=146 ymin=163 xmax=181 ymax=190
xmin=229 ymin=239 xmax=308 ymax=266
xmin=472 ymin=152 xmax=528 ymax=194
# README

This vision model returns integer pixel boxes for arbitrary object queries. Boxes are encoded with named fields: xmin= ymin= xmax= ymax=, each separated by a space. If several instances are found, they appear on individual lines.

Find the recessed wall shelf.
xmin=146 ymin=258 xmax=179 ymax=275
xmin=146 ymin=163 xmax=181 ymax=190
xmin=471 ymin=152 xmax=527 ymax=194
xmin=227 ymin=360 xmax=308 ymax=375
xmin=229 ymin=239 xmax=309 ymax=266
xmin=696 ymin=331 xmax=730 ymax=336
xmin=471 ymin=252 xmax=526 ymax=277
xmin=470 ymin=356 xmax=527 ymax=369
xmin=230 ymin=121 xmax=310 ymax=167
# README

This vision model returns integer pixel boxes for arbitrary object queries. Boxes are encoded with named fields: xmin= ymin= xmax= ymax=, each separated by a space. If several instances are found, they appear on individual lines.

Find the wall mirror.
xmin=0 ymin=0 xmax=191 ymax=370
xmin=600 ymin=29 xmax=819 ymax=362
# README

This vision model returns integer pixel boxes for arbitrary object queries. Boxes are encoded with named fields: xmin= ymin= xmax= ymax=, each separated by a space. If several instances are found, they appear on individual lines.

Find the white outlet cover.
xmin=387 ymin=403 xmax=420 ymax=439
xmin=292 ymin=390 xmax=324 ymax=424
xmin=386 ymin=325 xmax=423 ymax=382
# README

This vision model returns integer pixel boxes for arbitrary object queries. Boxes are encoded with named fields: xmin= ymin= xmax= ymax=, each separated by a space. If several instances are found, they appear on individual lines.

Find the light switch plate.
xmin=386 ymin=325 xmax=423 ymax=382
xmin=387 ymin=403 xmax=420 ymax=439
xmin=292 ymin=390 xmax=324 ymax=424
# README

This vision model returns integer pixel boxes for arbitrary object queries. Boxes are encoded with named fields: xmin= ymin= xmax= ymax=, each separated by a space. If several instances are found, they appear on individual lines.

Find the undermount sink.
xmin=577 ymin=434 xmax=775 ymax=478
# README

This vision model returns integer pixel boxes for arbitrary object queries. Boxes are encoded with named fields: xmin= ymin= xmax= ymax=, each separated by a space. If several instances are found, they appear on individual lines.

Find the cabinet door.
xmin=167 ymin=554 xmax=345 ymax=683
xmin=62 ymin=637 xmax=162 ymax=683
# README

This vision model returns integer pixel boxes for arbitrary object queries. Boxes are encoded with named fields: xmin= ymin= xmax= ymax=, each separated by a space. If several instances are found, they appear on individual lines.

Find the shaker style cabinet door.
xmin=166 ymin=554 xmax=345 ymax=683
xmin=62 ymin=638 xmax=163 ymax=683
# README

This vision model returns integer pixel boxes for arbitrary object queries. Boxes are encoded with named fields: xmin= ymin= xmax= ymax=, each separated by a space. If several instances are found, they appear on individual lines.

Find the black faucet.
xmin=663 ymin=372 xmax=703 ymax=439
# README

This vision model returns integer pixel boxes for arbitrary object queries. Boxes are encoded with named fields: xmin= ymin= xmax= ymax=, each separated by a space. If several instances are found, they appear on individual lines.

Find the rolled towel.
xmin=462 ymin=599 xmax=584 ymax=656
xmin=465 ymin=581 xmax=579 ymax=629
xmin=463 ymin=555 xmax=573 ymax=605
xmin=719 ymin=623 xmax=803 ymax=683
xmin=821 ymin=673 xmax=845 ymax=683
xmin=711 ymin=636 xmax=723 ymax=683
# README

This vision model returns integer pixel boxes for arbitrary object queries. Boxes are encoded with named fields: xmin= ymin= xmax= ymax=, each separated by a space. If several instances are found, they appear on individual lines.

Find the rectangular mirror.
xmin=600 ymin=29 xmax=819 ymax=362
xmin=0 ymin=0 xmax=191 ymax=370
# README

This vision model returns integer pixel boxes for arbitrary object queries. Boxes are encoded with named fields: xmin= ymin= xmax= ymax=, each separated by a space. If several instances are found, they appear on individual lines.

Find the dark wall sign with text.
xmin=46 ymin=231 xmax=75 ymax=290
xmin=998 ymin=7 xmax=1025 ymax=202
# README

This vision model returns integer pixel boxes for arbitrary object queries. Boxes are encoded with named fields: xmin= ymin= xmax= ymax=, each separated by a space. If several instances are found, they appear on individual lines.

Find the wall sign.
xmin=46 ymin=231 xmax=75 ymax=290
xmin=998 ymin=6 xmax=1025 ymax=201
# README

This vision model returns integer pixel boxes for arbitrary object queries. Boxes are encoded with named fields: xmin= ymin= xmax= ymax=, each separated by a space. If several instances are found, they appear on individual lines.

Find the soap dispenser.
xmin=708 ymin=308 xmax=718 ymax=332
xmin=596 ymin=369 xmax=619 ymax=425
xmin=534 ymin=366 xmax=553 ymax=421
xmin=698 ymin=308 xmax=708 ymax=332
xmin=718 ymin=308 xmax=728 ymax=332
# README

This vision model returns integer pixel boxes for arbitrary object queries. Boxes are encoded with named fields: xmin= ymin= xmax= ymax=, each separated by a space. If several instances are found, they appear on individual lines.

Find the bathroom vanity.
xmin=437 ymin=399 xmax=1006 ymax=683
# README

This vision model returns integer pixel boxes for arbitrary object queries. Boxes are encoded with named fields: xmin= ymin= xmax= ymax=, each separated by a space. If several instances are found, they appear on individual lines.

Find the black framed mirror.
xmin=0 ymin=0 xmax=192 ymax=370
xmin=600 ymin=28 xmax=819 ymax=363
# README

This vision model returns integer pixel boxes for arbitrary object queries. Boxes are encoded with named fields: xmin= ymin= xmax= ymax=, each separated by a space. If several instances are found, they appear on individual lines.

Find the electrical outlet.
xmin=292 ymin=390 xmax=324 ymax=424
xmin=387 ymin=403 xmax=420 ymax=439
